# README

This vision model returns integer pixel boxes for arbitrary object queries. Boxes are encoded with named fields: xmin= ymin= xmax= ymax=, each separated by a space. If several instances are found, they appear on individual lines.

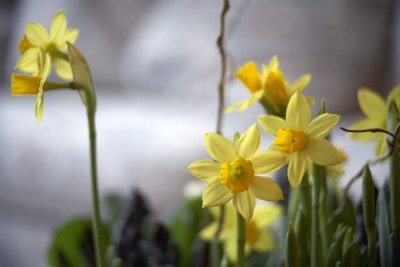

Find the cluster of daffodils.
xmin=12 ymin=11 xmax=79 ymax=123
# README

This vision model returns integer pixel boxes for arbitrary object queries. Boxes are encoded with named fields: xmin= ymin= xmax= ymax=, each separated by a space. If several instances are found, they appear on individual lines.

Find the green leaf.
xmin=340 ymin=242 xmax=361 ymax=267
xmin=285 ymin=223 xmax=298 ymax=267
xmin=68 ymin=43 xmax=96 ymax=113
xmin=47 ymin=217 xmax=94 ymax=267
xmin=326 ymin=225 xmax=347 ymax=267
xmin=377 ymin=187 xmax=392 ymax=267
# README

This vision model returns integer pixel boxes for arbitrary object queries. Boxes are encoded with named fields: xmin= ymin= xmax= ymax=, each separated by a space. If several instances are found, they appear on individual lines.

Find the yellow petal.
xmin=306 ymin=138 xmax=341 ymax=166
xmin=286 ymin=91 xmax=311 ymax=131
xmin=50 ymin=10 xmax=67 ymax=43
xmin=262 ymin=55 xmax=279 ymax=75
xmin=18 ymin=34 xmax=34 ymax=54
xmin=200 ymin=222 xmax=218 ymax=240
xmin=15 ymin=48 xmax=41 ymax=74
xmin=349 ymin=118 xmax=382 ymax=141
xmin=250 ymin=176 xmax=283 ymax=202
xmin=235 ymin=61 xmax=262 ymax=93
xmin=26 ymin=23 xmax=49 ymax=47
xmin=258 ymin=115 xmax=287 ymax=136
xmin=374 ymin=133 xmax=387 ymax=156
xmin=225 ymin=236 xmax=238 ymax=262
xmin=225 ymin=89 xmax=264 ymax=113
xmin=53 ymin=58 xmax=73 ymax=80
xmin=204 ymin=133 xmax=235 ymax=163
xmin=202 ymin=178 xmax=232 ymax=207
xmin=11 ymin=74 xmax=41 ymax=95
xmin=251 ymin=150 xmax=287 ymax=174
xmin=188 ymin=160 xmax=220 ymax=180
xmin=236 ymin=124 xmax=260 ymax=158
xmin=57 ymin=28 xmax=80 ymax=51
xmin=34 ymin=92 xmax=44 ymax=124
xmin=287 ymin=151 xmax=308 ymax=187
xmin=288 ymin=74 xmax=311 ymax=95
xmin=305 ymin=113 xmax=340 ymax=138
xmin=387 ymin=85 xmax=400 ymax=109
xmin=253 ymin=205 xmax=282 ymax=228
xmin=233 ymin=190 xmax=255 ymax=220
xmin=254 ymin=232 xmax=275 ymax=251
xmin=358 ymin=88 xmax=386 ymax=120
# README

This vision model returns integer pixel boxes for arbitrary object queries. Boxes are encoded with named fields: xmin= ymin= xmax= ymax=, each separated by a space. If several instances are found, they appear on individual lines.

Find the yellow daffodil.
xmin=349 ymin=86 xmax=400 ymax=156
xmin=188 ymin=124 xmax=284 ymax=220
xmin=201 ymin=203 xmax=282 ymax=262
xmin=12 ymin=52 xmax=51 ymax=123
xmin=326 ymin=148 xmax=347 ymax=196
xmin=258 ymin=92 xmax=341 ymax=187
xmin=225 ymin=55 xmax=312 ymax=116
xmin=16 ymin=10 xmax=79 ymax=80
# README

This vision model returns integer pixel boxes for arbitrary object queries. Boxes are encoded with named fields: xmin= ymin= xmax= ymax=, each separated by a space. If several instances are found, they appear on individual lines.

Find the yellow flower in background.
xmin=188 ymin=124 xmax=284 ymax=220
xmin=349 ymin=86 xmax=400 ymax=156
xmin=12 ymin=53 xmax=51 ymax=124
xmin=16 ymin=10 xmax=79 ymax=80
xmin=258 ymin=92 xmax=341 ymax=187
xmin=225 ymin=55 xmax=312 ymax=116
xmin=326 ymin=148 xmax=347 ymax=196
xmin=201 ymin=203 xmax=282 ymax=262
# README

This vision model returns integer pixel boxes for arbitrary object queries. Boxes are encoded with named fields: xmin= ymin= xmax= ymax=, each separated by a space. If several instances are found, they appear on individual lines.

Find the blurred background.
xmin=0 ymin=0 xmax=398 ymax=266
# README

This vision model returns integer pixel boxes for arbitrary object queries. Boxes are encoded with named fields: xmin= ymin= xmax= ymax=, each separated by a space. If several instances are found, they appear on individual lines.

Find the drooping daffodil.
xmin=225 ymin=55 xmax=312 ymax=117
xmin=11 ymin=52 xmax=51 ymax=124
xmin=349 ymin=86 xmax=400 ymax=156
xmin=16 ymin=10 xmax=79 ymax=80
xmin=201 ymin=203 xmax=282 ymax=262
xmin=188 ymin=124 xmax=284 ymax=220
xmin=258 ymin=92 xmax=341 ymax=187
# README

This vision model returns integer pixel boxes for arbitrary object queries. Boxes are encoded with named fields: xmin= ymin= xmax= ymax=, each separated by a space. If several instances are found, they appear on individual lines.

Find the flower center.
xmin=274 ymin=128 xmax=307 ymax=154
xmin=246 ymin=220 xmax=260 ymax=245
xmin=219 ymin=157 xmax=254 ymax=193
xmin=264 ymin=70 xmax=289 ymax=106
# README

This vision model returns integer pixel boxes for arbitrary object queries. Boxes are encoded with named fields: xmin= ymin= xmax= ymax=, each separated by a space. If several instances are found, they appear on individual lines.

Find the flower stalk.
xmin=236 ymin=211 xmax=245 ymax=267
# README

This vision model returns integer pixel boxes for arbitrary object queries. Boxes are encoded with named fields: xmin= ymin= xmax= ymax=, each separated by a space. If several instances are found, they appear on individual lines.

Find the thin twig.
xmin=328 ymin=124 xmax=400 ymax=224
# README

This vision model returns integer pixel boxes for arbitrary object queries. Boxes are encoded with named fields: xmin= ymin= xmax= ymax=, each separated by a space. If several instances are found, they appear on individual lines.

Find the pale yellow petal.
xmin=251 ymin=150 xmax=287 ymax=174
xmin=287 ymin=151 xmax=308 ymax=187
xmin=26 ymin=23 xmax=49 ymax=47
xmin=200 ymin=222 xmax=218 ymax=241
xmin=235 ymin=61 xmax=261 ymax=93
xmin=254 ymin=232 xmax=275 ymax=251
xmin=306 ymin=138 xmax=341 ymax=166
xmin=57 ymin=28 xmax=79 ymax=51
xmin=288 ymin=74 xmax=311 ymax=95
xmin=202 ymin=178 xmax=232 ymax=207
xmin=236 ymin=124 xmax=260 ymax=158
xmin=262 ymin=55 xmax=279 ymax=75
xmin=387 ymin=85 xmax=400 ymax=109
xmin=204 ymin=133 xmax=236 ymax=163
xmin=253 ymin=205 xmax=282 ymax=228
xmin=53 ymin=58 xmax=73 ymax=80
xmin=233 ymin=190 xmax=255 ymax=220
xmin=305 ymin=113 xmax=340 ymax=138
xmin=286 ymin=91 xmax=311 ymax=131
xmin=18 ymin=34 xmax=34 ymax=54
xmin=188 ymin=160 xmax=220 ymax=180
xmin=374 ymin=133 xmax=387 ymax=156
xmin=225 ymin=236 xmax=238 ymax=262
xmin=34 ymin=92 xmax=44 ymax=124
xmin=258 ymin=115 xmax=287 ymax=136
xmin=225 ymin=90 xmax=264 ymax=113
xmin=50 ymin=10 xmax=67 ymax=42
xmin=349 ymin=118 xmax=383 ymax=141
xmin=11 ymin=74 xmax=40 ymax=95
xmin=358 ymin=88 xmax=386 ymax=120
xmin=250 ymin=176 xmax=283 ymax=202
xmin=15 ymin=48 xmax=41 ymax=74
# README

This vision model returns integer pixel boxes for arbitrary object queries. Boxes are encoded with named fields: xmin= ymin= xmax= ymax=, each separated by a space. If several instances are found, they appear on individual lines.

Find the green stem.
xmin=390 ymin=140 xmax=400 ymax=267
xmin=318 ymin=167 xmax=328 ymax=259
xmin=311 ymin=165 xmax=321 ymax=267
xmin=236 ymin=211 xmax=246 ymax=267
xmin=43 ymin=81 xmax=75 ymax=91
xmin=88 ymin=110 xmax=106 ymax=267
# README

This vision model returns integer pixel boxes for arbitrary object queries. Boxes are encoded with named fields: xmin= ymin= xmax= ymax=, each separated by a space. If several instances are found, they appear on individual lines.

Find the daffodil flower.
xmin=258 ymin=92 xmax=341 ymax=187
xmin=201 ymin=203 xmax=282 ymax=262
xmin=326 ymin=147 xmax=347 ymax=196
xmin=225 ymin=55 xmax=312 ymax=116
xmin=349 ymin=86 xmax=400 ymax=156
xmin=188 ymin=124 xmax=284 ymax=220
xmin=12 ymin=52 xmax=51 ymax=123
xmin=16 ymin=10 xmax=79 ymax=80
